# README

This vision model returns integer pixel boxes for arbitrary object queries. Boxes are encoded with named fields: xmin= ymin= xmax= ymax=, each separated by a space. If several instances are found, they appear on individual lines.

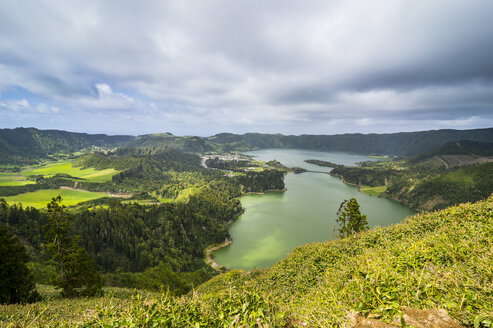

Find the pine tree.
xmin=44 ymin=196 xmax=103 ymax=297
xmin=335 ymin=198 xmax=369 ymax=238
xmin=0 ymin=224 xmax=40 ymax=304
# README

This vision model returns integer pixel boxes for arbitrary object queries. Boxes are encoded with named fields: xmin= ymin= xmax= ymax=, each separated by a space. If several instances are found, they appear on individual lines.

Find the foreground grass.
xmin=21 ymin=160 xmax=120 ymax=183
xmin=2 ymin=189 xmax=107 ymax=209
xmin=0 ymin=286 xmax=158 ymax=327
xmin=2 ymin=197 xmax=492 ymax=327
xmin=0 ymin=285 xmax=283 ymax=327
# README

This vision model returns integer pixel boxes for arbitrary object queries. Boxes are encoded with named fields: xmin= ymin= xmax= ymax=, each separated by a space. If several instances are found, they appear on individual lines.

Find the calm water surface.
xmin=213 ymin=149 xmax=414 ymax=269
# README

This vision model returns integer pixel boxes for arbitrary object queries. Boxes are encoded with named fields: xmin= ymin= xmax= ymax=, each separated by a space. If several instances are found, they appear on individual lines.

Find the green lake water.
xmin=213 ymin=149 xmax=414 ymax=270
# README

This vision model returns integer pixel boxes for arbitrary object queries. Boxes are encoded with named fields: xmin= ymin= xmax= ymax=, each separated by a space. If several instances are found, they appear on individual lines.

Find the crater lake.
xmin=213 ymin=149 xmax=414 ymax=269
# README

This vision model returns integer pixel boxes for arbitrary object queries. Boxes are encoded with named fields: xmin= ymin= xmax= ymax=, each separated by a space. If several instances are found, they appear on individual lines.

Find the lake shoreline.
xmin=212 ymin=149 xmax=414 ymax=270
xmin=244 ymin=187 xmax=287 ymax=195
xmin=204 ymin=238 xmax=233 ymax=271
xmin=204 ymin=187 xmax=287 ymax=271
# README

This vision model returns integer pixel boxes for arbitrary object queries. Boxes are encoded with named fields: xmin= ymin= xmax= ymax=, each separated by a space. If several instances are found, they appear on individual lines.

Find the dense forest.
xmin=0 ymin=143 xmax=286 ymax=294
xmin=0 ymin=186 xmax=241 ymax=294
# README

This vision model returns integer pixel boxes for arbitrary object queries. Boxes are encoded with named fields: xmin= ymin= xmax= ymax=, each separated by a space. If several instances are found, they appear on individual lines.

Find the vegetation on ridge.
xmin=331 ymin=140 xmax=493 ymax=211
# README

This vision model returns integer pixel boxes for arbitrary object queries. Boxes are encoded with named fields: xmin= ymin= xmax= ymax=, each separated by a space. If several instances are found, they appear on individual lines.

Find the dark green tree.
xmin=44 ymin=196 xmax=103 ymax=297
xmin=335 ymin=198 xmax=369 ymax=238
xmin=0 ymin=224 xmax=40 ymax=304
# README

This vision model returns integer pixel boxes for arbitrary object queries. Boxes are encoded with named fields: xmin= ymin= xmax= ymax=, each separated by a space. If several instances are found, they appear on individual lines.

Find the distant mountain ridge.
xmin=0 ymin=127 xmax=134 ymax=164
xmin=121 ymin=133 xmax=219 ymax=153
xmin=209 ymin=128 xmax=493 ymax=156
xmin=409 ymin=140 xmax=493 ymax=164
xmin=2 ymin=127 xmax=493 ymax=164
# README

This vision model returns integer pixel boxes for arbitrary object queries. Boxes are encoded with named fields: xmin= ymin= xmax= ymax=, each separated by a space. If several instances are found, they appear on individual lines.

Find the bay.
xmin=213 ymin=149 xmax=414 ymax=269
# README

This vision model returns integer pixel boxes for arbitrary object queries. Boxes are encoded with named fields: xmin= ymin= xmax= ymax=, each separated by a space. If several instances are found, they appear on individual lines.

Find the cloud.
xmin=0 ymin=0 xmax=492 ymax=135
xmin=0 ymin=98 xmax=59 ymax=114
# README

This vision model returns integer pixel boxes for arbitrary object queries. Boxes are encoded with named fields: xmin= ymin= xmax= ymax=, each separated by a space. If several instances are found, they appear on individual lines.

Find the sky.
xmin=1 ymin=0 xmax=493 ymax=137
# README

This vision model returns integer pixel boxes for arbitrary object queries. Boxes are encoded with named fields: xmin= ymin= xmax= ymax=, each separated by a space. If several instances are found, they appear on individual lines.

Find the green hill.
xmin=409 ymin=140 xmax=493 ymax=162
xmin=209 ymin=128 xmax=493 ymax=156
xmin=0 ymin=127 xmax=134 ymax=164
xmin=432 ymin=140 xmax=493 ymax=157
xmin=121 ymin=133 xmax=220 ymax=153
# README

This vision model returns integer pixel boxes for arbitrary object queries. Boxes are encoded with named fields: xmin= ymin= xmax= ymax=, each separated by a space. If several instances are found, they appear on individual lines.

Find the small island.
xmin=304 ymin=159 xmax=343 ymax=168
xmin=291 ymin=166 xmax=307 ymax=173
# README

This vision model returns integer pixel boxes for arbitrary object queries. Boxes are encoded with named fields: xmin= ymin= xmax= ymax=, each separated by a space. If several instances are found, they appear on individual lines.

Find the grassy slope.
xmin=2 ymin=197 xmax=490 ymax=327
xmin=0 ymin=286 xmax=159 ymax=327
xmin=198 ymin=196 xmax=493 ymax=327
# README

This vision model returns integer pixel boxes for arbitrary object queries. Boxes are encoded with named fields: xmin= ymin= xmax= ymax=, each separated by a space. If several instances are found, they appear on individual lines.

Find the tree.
xmin=335 ymin=198 xmax=368 ymax=238
xmin=44 ymin=196 xmax=103 ymax=297
xmin=0 ymin=224 xmax=40 ymax=304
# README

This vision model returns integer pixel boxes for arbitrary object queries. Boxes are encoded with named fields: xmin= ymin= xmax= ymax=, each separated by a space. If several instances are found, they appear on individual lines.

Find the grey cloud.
xmin=0 ymin=0 xmax=492 ymax=135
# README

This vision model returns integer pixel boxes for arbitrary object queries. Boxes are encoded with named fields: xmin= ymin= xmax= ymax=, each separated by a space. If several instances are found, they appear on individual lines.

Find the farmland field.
xmin=2 ymin=189 xmax=108 ymax=208
xmin=0 ymin=172 xmax=36 ymax=186
xmin=21 ymin=160 xmax=120 ymax=182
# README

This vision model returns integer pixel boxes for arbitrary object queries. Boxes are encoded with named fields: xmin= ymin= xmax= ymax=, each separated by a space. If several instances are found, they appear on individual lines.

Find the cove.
xmin=213 ymin=149 xmax=414 ymax=270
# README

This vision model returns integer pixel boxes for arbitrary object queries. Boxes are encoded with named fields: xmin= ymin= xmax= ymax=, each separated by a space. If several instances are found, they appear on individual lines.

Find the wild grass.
xmin=0 ymin=286 xmax=158 ymax=328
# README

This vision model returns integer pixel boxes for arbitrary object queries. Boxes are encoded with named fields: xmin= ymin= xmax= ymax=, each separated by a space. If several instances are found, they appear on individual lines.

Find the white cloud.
xmin=0 ymin=98 xmax=60 ymax=115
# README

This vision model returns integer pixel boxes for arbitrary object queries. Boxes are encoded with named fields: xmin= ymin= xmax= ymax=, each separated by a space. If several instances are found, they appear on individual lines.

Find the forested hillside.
xmin=209 ymin=128 xmax=493 ymax=156
xmin=0 ymin=188 xmax=241 ymax=294
xmin=331 ymin=140 xmax=493 ymax=211
xmin=0 ymin=145 xmax=286 ymax=294
xmin=120 ymin=133 xmax=220 ymax=153
xmin=0 ymin=128 xmax=134 ymax=164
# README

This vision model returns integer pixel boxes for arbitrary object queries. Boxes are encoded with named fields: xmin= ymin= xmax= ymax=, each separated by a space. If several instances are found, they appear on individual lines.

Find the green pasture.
xmin=21 ymin=160 xmax=120 ymax=182
xmin=0 ymin=172 xmax=36 ymax=186
xmin=2 ymin=189 xmax=108 ymax=209
xmin=360 ymin=185 xmax=387 ymax=196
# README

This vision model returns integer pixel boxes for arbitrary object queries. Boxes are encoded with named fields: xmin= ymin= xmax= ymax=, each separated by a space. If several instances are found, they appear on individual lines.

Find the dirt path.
xmin=200 ymin=156 xmax=208 ymax=168
xmin=434 ymin=155 xmax=449 ymax=169
xmin=60 ymin=186 xmax=90 ymax=192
